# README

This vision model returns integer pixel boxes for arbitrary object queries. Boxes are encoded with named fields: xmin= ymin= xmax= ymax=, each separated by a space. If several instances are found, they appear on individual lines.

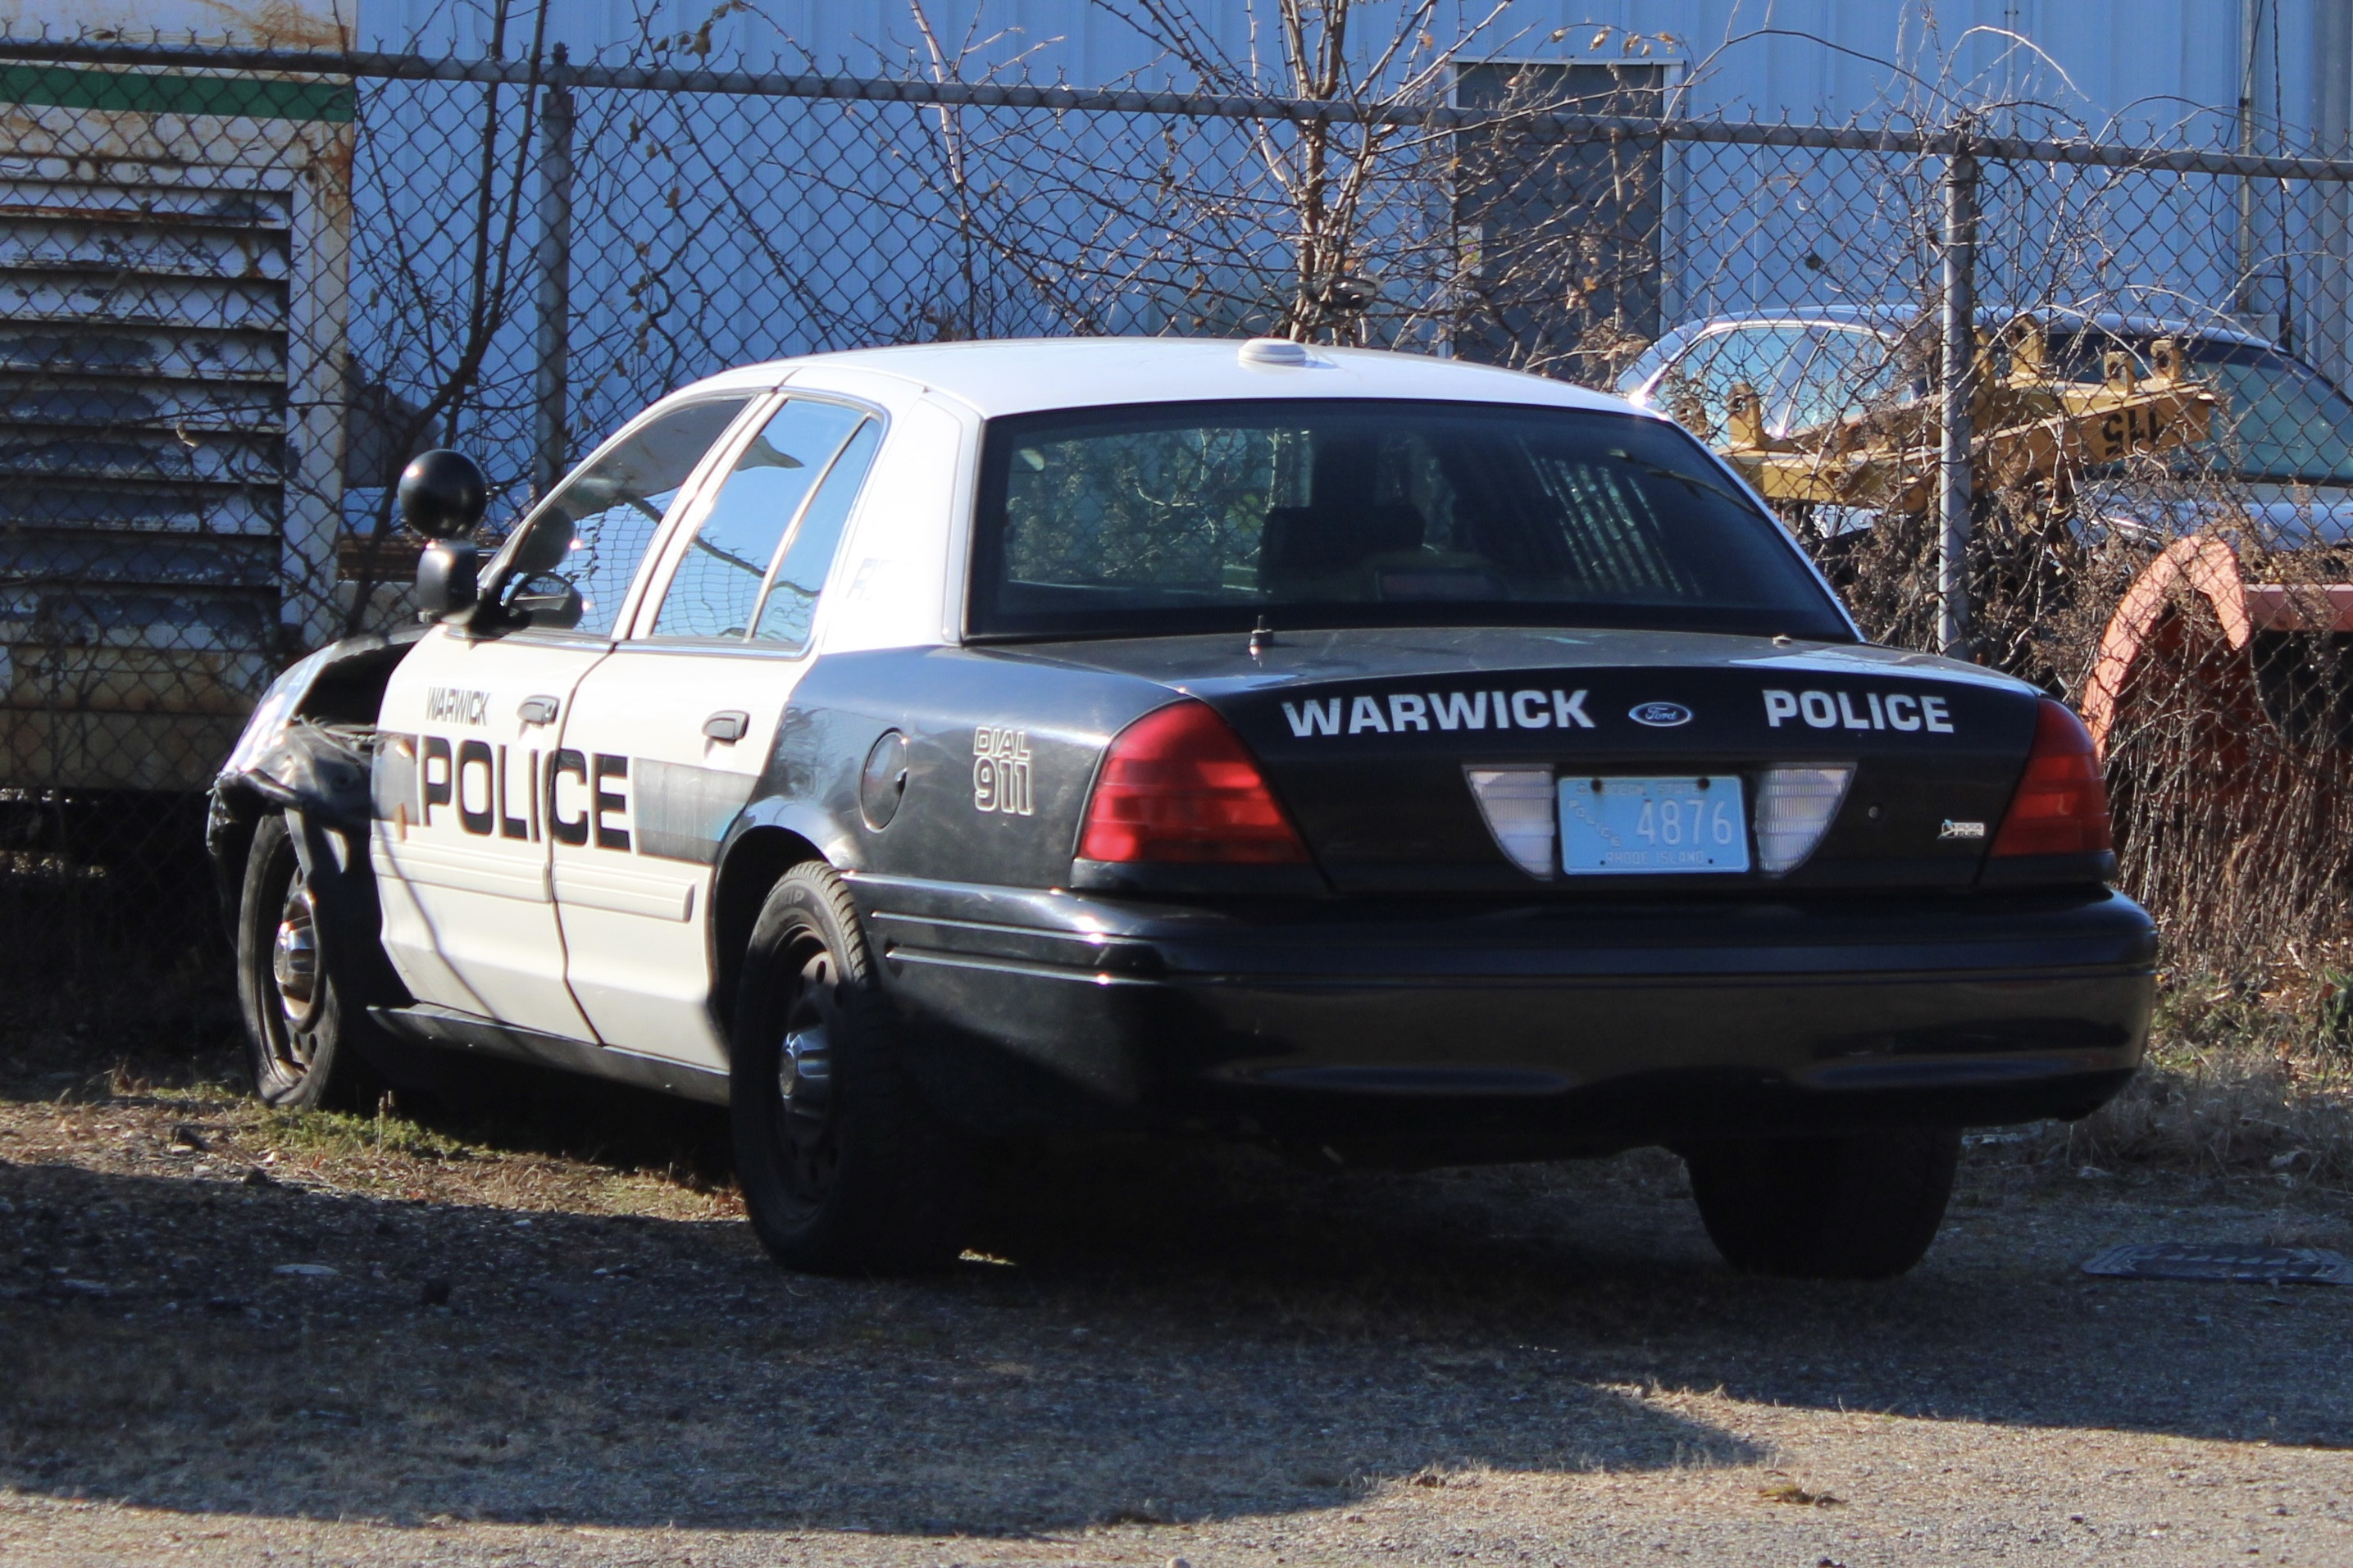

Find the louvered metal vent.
xmin=0 ymin=73 xmax=350 ymax=792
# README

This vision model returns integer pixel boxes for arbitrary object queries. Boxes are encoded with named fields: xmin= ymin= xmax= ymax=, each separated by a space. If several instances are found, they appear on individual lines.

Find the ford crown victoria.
xmin=208 ymin=337 xmax=2153 ymax=1279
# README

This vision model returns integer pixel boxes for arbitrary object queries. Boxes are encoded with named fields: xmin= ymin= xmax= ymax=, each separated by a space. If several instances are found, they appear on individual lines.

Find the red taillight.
xmin=1078 ymin=701 xmax=1308 ymax=865
xmin=1991 ymin=698 xmax=2114 ymax=857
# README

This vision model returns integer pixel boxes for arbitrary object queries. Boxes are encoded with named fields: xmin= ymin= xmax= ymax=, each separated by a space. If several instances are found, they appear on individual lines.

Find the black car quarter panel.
xmin=758 ymin=646 xmax=1181 ymax=890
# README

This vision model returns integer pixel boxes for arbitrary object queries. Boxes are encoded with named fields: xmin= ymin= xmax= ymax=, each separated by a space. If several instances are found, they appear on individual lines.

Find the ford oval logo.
xmin=1629 ymin=701 xmax=1693 ymax=728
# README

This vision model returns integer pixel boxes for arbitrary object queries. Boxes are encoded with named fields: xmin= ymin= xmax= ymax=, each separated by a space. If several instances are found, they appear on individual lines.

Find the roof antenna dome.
xmin=1239 ymin=337 xmax=1312 ymax=367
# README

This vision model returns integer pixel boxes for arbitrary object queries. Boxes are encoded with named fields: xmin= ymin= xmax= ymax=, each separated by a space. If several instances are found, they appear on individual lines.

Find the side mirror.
xmin=398 ymin=450 xmax=487 ymax=539
xmin=415 ymin=540 xmax=480 ymax=620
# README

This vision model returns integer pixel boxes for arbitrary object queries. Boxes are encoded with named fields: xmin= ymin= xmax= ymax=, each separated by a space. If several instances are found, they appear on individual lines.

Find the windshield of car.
xmin=2052 ymin=334 xmax=2353 ymax=485
xmin=967 ymin=399 xmax=1854 ymax=641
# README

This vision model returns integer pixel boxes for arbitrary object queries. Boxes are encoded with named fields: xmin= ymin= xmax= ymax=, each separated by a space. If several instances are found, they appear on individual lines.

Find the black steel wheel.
xmin=1681 ymin=1127 xmax=1961 ymax=1280
xmin=730 ymin=861 xmax=969 ymax=1273
xmin=765 ymin=936 xmax=845 ymax=1210
xmin=235 ymin=812 xmax=385 ymax=1110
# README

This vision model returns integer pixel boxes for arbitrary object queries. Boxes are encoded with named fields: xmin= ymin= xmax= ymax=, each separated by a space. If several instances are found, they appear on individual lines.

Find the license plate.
xmin=1559 ymin=775 xmax=1750 ymax=875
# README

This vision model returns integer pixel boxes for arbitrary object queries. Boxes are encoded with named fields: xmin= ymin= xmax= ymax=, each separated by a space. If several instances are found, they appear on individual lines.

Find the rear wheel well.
xmin=711 ymin=827 xmax=826 ymax=1043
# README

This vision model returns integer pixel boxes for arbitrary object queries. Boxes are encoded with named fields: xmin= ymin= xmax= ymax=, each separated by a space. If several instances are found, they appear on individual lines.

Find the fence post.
xmin=1937 ymin=145 xmax=1978 ymax=659
xmin=532 ymin=44 xmax=575 ymax=501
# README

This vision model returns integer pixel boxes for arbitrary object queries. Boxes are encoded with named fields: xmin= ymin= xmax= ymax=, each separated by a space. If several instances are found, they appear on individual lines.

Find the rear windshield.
xmin=967 ymin=399 xmax=1853 ymax=641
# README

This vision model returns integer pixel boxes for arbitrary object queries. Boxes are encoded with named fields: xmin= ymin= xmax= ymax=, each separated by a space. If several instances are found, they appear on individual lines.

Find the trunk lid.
xmin=1015 ymin=628 xmax=2042 ymax=893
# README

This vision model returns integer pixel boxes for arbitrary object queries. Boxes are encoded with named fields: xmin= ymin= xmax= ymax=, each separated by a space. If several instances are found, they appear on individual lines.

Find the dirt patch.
xmin=2 ymin=1025 xmax=2352 ymax=1566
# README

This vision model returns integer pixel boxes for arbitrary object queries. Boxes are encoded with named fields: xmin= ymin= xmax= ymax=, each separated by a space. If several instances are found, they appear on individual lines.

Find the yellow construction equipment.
xmin=1689 ymin=320 xmax=2222 ymax=512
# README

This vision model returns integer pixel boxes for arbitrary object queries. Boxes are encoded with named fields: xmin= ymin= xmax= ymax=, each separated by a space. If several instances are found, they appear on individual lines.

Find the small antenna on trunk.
xmin=1249 ymin=616 xmax=1274 ymax=658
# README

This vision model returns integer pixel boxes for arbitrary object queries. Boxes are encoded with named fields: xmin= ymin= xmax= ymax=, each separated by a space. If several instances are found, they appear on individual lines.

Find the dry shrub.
xmin=2056 ymin=960 xmax=2353 ymax=1187
xmin=1996 ymin=530 xmax=2353 ymax=1175
xmin=2067 ymin=520 xmax=2353 ymax=960
xmin=1793 ymin=441 xmax=2353 ymax=1176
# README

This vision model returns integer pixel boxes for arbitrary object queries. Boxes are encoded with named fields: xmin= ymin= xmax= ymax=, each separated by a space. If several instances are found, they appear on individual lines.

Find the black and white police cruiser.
xmin=210 ymin=337 xmax=2151 ymax=1279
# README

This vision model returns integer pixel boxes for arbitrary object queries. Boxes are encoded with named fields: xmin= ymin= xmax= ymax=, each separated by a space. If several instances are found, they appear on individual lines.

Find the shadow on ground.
xmin=3 ymin=1057 xmax=2350 ymax=1535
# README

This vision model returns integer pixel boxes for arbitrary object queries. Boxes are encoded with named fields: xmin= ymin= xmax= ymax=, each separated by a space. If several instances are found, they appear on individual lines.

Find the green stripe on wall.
xmin=0 ymin=62 xmax=355 ymax=123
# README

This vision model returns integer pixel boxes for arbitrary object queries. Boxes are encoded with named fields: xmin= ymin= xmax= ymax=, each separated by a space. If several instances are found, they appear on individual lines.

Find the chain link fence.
xmin=8 ymin=28 xmax=2353 ymax=1000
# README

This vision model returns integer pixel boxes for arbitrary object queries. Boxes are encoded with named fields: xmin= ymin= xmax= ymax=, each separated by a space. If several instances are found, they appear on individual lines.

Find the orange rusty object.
xmin=2082 ymin=534 xmax=2353 ymax=769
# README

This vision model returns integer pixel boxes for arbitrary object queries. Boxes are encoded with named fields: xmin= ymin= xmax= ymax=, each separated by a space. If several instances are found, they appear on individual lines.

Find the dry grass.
xmin=2047 ymin=957 xmax=2353 ymax=1191
xmin=0 ymin=1025 xmax=740 ymax=1225
xmin=6 ymin=1051 xmax=2353 ymax=1562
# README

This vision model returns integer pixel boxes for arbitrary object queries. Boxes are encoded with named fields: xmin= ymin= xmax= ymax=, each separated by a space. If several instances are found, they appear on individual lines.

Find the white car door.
xmin=372 ymin=392 xmax=758 ymax=1038
xmin=553 ymin=393 xmax=887 ymax=1067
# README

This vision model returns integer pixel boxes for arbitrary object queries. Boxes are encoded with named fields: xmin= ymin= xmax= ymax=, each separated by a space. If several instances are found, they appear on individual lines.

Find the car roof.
xmin=666 ymin=338 xmax=1639 ymax=420
xmin=1618 ymin=305 xmax=2290 ymax=398
xmin=1656 ymin=304 xmax=2278 ymax=350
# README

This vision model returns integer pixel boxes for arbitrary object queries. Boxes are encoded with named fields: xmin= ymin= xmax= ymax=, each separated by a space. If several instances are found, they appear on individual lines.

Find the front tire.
xmin=235 ymin=812 xmax=385 ymax=1111
xmin=730 ymin=862 xmax=969 ymax=1273
xmin=1681 ymin=1128 xmax=1960 ymax=1279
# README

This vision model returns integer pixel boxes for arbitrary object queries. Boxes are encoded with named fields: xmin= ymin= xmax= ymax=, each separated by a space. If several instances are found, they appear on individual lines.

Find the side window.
xmin=751 ymin=420 xmax=884 ymax=648
xmin=505 ymin=396 xmax=752 ymax=636
xmin=1782 ymin=328 xmax=1905 ymax=433
xmin=652 ymin=398 xmax=868 ymax=639
xmin=1656 ymin=325 xmax=1812 ymax=441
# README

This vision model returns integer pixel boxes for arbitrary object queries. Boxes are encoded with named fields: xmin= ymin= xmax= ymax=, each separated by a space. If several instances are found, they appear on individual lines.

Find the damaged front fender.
xmin=207 ymin=632 xmax=421 ymax=1013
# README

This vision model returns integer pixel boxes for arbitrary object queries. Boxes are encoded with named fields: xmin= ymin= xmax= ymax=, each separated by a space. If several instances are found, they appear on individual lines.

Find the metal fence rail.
xmin=7 ymin=32 xmax=2353 ymax=985
xmin=18 ymin=36 xmax=2353 ymax=178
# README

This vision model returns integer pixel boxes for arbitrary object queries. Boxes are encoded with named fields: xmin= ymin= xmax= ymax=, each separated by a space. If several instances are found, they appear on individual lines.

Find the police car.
xmin=208 ymin=338 xmax=2153 ymax=1280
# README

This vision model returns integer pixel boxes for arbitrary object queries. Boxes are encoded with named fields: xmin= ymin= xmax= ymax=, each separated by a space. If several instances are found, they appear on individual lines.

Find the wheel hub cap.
xmin=271 ymin=891 xmax=321 ymax=1028
xmin=778 ymin=1024 xmax=831 ymax=1120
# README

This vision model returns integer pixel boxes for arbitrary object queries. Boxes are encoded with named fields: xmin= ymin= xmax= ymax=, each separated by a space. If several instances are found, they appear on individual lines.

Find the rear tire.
xmin=730 ymin=861 xmax=969 ymax=1273
xmin=1681 ymin=1128 xmax=1960 ymax=1279
xmin=235 ymin=812 xmax=386 ymax=1111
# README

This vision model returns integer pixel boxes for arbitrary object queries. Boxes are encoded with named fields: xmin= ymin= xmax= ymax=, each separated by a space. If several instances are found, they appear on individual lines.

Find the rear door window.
xmin=1656 ymin=325 xmax=1813 ymax=439
xmin=652 ymin=398 xmax=869 ymax=639
xmin=751 ymin=420 xmax=884 ymax=649
xmin=1784 ymin=328 xmax=1909 ymax=432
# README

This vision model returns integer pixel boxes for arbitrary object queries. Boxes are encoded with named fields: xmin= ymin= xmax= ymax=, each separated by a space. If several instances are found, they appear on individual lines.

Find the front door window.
xmin=506 ymin=397 xmax=752 ymax=636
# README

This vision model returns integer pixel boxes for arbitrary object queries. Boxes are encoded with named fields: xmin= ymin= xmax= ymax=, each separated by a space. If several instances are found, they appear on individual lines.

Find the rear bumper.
xmin=851 ymin=875 xmax=2155 ymax=1149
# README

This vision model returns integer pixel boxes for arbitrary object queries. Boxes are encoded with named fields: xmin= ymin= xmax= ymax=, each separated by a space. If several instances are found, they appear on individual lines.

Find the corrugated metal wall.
xmin=362 ymin=1 xmax=2317 ymax=148
xmin=348 ymin=2 xmax=2353 ymax=383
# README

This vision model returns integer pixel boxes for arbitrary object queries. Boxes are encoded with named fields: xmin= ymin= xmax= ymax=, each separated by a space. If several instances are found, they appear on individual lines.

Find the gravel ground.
xmin=2 ymin=1032 xmax=2350 ymax=1567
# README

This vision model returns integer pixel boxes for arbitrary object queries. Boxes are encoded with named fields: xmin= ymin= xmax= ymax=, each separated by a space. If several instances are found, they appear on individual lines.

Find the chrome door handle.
xmin=704 ymin=710 xmax=750 ymax=743
xmin=517 ymin=694 xmax=560 ymax=726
